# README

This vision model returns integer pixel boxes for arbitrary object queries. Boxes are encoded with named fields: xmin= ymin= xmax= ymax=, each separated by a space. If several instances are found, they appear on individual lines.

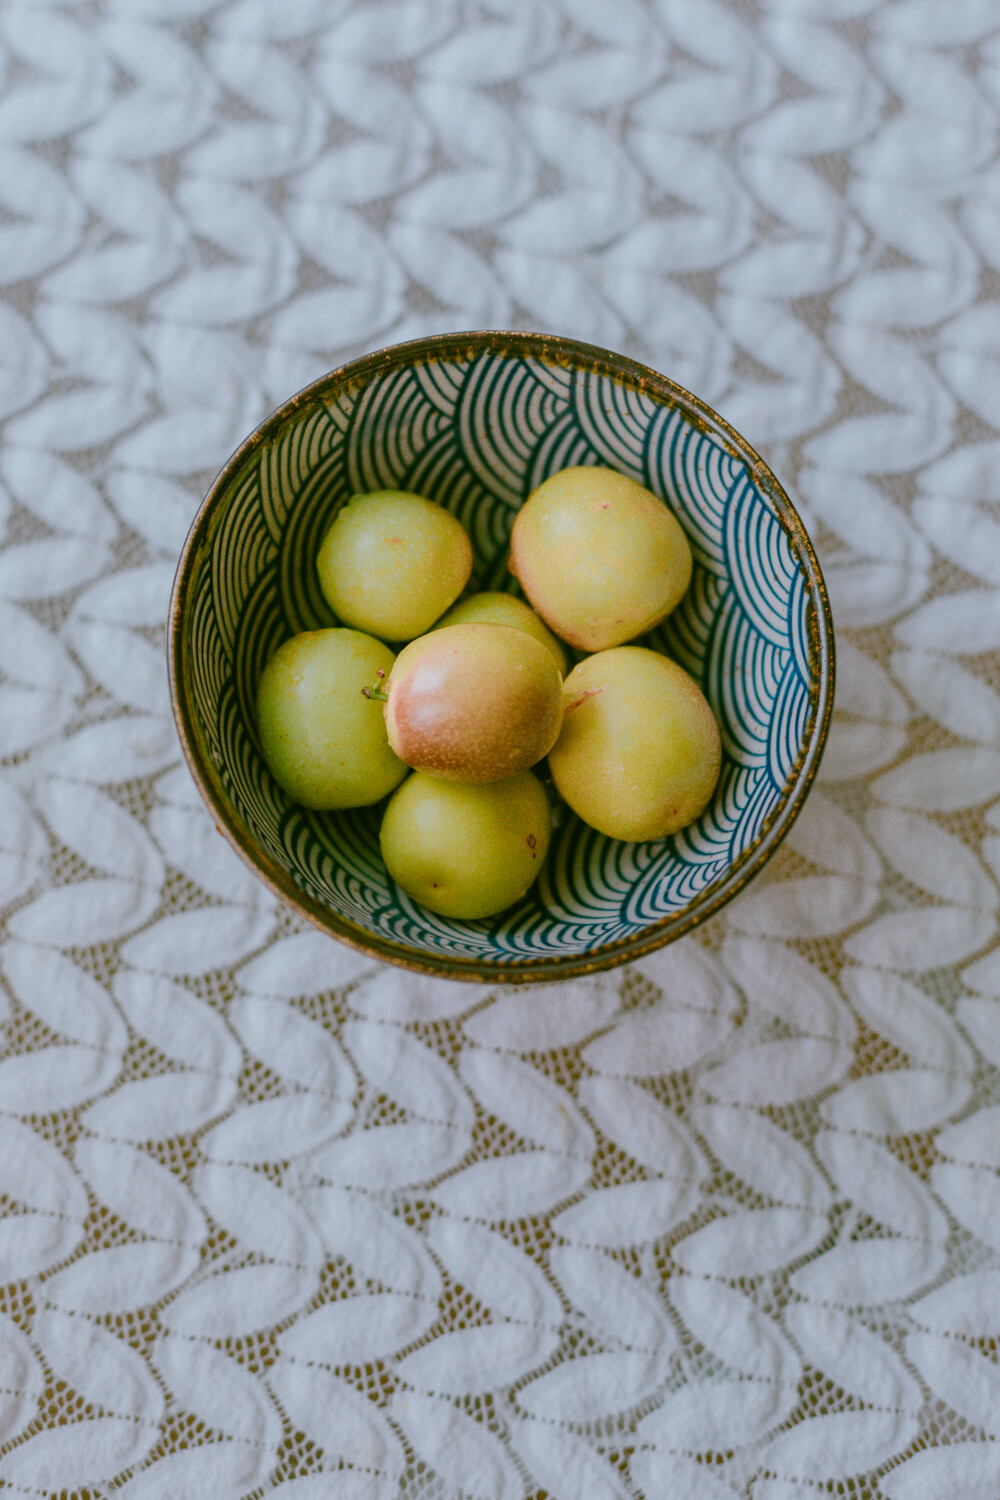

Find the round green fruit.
xmin=548 ymin=646 xmax=721 ymax=841
xmin=380 ymin=770 xmax=551 ymax=919
xmin=384 ymin=623 xmax=564 ymax=783
xmin=433 ymin=591 xmax=568 ymax=675
xmin=256 ymin=629 xmax=406 ymax=809
xmin=509 ymin=466 xmax=692 ymax=652
xmin=317 ymin=489 xmax=473 ymax=641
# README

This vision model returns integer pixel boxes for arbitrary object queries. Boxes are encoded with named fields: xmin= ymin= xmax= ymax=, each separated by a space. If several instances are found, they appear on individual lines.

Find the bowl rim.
xmin=168 ymin=329 xmax=835 ymax=984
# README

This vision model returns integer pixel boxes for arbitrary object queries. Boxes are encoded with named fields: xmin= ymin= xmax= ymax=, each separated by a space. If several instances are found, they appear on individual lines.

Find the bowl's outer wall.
xmin=170 ymin=332 xmax=834 ymax=982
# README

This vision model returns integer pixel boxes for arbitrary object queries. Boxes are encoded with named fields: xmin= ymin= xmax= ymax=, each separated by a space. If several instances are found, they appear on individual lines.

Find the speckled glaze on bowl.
xmin=168 ymin=331 xmax=834 ymax=983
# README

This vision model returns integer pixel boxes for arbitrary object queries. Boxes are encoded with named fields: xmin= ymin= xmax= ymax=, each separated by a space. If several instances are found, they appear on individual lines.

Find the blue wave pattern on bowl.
xmin=188 ymin=349 xmax=811 ymax=961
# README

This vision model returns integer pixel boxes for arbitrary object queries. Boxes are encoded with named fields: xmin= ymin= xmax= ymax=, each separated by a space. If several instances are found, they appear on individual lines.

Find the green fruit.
xmin=434 ymin=591 xmax=568 ymax=675
xmin=317 ymin=489 xmax=473 ymax=641
xmin=256 ymin=629 xmax=406 ymax=809
xmin=509 ymin=466 xmax=692 ymax=652
xmin=384 ymin=623 xmax=564 ymax=783
xmin=548 ymin=646 xmax=721 ymax=841
xmin=380 ymin=770 xmax=551 ymax=919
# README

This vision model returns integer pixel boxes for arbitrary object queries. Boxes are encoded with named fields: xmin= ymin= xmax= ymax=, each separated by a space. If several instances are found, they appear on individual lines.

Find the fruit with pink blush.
xmin=378 ymin=622 xmax=564 ymax=783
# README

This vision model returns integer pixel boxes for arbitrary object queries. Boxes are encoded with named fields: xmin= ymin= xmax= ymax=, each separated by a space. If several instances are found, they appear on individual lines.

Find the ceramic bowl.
xmin=169 ymin=331 xmax=834 ymax=983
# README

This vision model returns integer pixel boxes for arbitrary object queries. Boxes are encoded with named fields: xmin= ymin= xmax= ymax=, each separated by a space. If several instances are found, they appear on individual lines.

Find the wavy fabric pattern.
xmin=1 ymin=1 xmax=1000 ymax=1497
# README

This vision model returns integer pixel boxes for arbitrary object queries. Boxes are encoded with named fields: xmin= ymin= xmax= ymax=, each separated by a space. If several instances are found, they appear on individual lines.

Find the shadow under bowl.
xmin=168 ymin=330 xmax=834 ymax=983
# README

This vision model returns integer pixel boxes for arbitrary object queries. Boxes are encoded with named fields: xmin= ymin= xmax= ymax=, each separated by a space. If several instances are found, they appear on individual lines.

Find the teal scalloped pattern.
xmin=189 ymin=351 xmax=813 ymax=961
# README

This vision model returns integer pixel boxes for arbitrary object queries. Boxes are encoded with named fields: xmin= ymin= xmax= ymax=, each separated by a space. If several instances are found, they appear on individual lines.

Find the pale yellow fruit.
xmin=434 ymin=591 xmax=568 ymax=675
xmin=384 ymin=623 xmax=564 ymax=782
xmin=317 ymin=489 xmax=472 ymax=641
xmin=509 ymin=466 xmax=692 ymax=652
xmin=256 ymin=629 xmax=406 ymax=809
xmin=380 ymin=770 xmax=551 ymax=919
xmin=548 ymin=646 xmax=721 ymax=841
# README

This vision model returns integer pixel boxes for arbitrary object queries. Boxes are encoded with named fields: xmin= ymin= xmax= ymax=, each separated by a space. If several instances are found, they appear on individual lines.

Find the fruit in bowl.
xmin=432 ymin=591 xmax=567 ymax=675
xmin=254 ymin=454 xmax=726 ymax=916
xmin=380 ymin=770 xmax=551 ymax=921
xmin=316 ymin=488 xmax=472 ymax=641
xmin=168 ymin=331 xmax=833 ymax=983
xmin=510 ymin=465 xmax=693 ymax=651
xmin=550 ymin=647 xmax=721 ymax=842
xmin=253 ymin=473 xmax=716 ymax=916
xmin=255 ymin=628 xmax=406 ymax=810
xmin=381 ymin=622 xmax=564 ymax=784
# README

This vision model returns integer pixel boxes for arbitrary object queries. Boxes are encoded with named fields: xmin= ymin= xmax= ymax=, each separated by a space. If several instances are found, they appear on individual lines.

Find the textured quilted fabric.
xmin=0 ymin=2 xmax=998 ymax=1497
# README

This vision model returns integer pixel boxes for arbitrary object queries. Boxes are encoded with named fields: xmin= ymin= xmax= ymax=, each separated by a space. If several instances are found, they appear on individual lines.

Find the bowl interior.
xmin=173 ymin=335 xmax=828 ymax=979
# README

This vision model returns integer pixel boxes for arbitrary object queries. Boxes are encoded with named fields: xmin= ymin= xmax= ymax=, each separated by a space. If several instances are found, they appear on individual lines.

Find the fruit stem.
xmin=361 ymin=667 xmax=389 ymax=702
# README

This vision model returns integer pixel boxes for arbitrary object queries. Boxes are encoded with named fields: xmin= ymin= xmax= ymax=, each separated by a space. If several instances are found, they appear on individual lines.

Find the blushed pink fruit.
xmin=384 ymin=623 xmax=564 ymax=783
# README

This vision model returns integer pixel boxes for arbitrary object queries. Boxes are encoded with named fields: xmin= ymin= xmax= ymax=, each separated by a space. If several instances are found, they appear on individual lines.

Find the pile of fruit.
xmin=256 ymin=467 xmax=721 ymax=921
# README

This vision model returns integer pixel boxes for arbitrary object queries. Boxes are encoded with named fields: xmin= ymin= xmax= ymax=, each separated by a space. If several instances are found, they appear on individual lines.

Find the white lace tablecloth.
xmin=1 ymin=1 xmax=999 ymax=1496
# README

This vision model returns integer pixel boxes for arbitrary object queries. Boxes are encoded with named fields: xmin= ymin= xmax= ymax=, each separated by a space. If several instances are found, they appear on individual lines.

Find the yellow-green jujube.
xmin=548 ymin=646 xmax=721 ymax=841
xmin=256 ymin=629 xmax=406 ymax=809
xmin=509 ymin=466 xmax=692 ymax=652
xmin=433 ymin=591 xmax=568 ymax=675
xmin=384 ymin=623 xmax=564 ymax=783
xmin=380 ymin=770 xmax=551 ymax=919
xmin=317 ymin=489 xmax=473 ymax=641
